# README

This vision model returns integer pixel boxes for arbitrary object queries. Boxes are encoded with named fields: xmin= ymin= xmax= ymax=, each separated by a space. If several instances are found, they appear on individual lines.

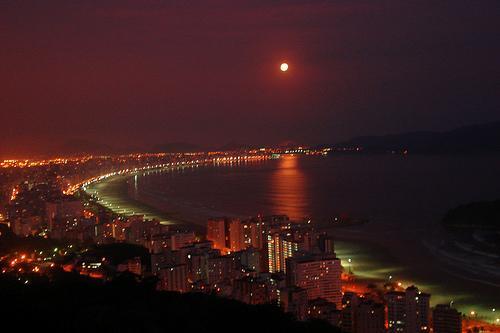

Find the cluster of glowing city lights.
xmin=0 ymin=157 xmax=93 ymax=168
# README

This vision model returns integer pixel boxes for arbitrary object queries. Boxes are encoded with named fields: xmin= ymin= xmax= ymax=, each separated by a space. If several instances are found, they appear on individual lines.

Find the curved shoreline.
xmin=83 ymin=158 xmax=270 ymax=226
xmin=83 ymin=157 xmax=500 ymax=323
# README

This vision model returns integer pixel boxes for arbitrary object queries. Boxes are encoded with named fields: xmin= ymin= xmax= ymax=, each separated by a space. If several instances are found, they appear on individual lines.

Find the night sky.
xmin=1 ymin=0 xmax=499 ymax=157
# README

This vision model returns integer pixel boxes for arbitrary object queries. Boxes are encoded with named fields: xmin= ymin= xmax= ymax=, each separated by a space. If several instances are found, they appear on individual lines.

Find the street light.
xmin=347 ymin=258 xmax=353 ymax=274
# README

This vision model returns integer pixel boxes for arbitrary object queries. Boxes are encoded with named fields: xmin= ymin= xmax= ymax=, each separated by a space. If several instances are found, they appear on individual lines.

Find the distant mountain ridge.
xmin=335 ymin=121 xmax=500 ymax=153
xmin=11 ymin=121 xmax=499 ymax=158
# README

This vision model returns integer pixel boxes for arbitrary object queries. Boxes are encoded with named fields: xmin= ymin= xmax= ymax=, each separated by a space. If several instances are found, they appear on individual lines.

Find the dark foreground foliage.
xmin=0 ymin=270 xmax=339 ymax=333
xmin=0 ymin=224 xmax=68 ymax=255
xmin=83 ymin=242 xmax=151 ymax=270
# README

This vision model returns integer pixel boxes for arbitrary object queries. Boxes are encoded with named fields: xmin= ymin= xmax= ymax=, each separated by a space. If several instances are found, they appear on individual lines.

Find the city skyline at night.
xmin=1 ymin=1 xmax=499 ymax=332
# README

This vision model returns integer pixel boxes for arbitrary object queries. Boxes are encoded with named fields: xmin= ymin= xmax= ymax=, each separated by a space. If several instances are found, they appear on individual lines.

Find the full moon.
xmin=280 ymin=63 xmax=288 ymax=72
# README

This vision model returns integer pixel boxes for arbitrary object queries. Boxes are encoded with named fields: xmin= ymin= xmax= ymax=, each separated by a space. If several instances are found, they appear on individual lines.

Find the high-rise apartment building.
xmin=286 ymin=252 xmax=342 ymax=307
xmin=432 ymin=304 xmax=461 ymax=333
xmin=386 ymin=286 xmax=431 ymax=333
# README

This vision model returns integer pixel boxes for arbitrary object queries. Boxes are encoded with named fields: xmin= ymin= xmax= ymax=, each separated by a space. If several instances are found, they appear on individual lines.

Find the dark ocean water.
xmin=88 ymin=154 xmax=500 ymax=321
xmin=134 ymin=154 xmax=500 ymax=225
